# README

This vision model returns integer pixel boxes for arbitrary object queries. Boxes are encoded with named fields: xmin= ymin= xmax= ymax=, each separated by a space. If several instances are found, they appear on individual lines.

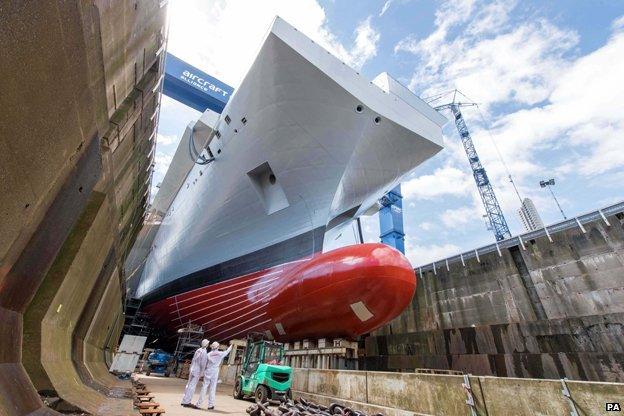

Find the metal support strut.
xmin=463 ymin=374 xmax=478 ymax=416
xmin=560 ymin=378 xmax=579 ymax=416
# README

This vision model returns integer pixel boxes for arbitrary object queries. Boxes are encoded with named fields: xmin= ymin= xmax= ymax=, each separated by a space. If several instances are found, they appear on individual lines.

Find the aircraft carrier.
xmin=1 ymin=2 xmax=623 ymax=415
xmin=135 ymin=17 xmax=445 ymax=344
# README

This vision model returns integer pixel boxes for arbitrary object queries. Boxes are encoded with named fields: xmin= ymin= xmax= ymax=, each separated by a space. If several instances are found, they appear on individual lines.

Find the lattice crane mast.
xmin=433 ymin=91 xmax=511 ymax=241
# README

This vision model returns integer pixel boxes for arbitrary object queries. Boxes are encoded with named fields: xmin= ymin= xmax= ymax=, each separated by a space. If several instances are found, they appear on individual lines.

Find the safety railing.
xmin=416 ymin=200 xmax=624 ymax=276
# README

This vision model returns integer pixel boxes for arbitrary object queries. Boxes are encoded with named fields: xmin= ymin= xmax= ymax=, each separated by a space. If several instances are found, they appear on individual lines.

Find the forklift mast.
xmin=242 ymin=332 xmax=285 ymax=369
xmin=234 ymin=332 xmax=293 ymax=402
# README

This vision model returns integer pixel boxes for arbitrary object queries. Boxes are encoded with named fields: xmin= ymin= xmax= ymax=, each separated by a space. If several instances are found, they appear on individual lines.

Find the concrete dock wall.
xmin=292 ymin=368 xmax=624 ymax=416
xmin=367 ymin=205 xmax=624 ymax=381
xmin=0 ymin=1 xmax=167 ymax=414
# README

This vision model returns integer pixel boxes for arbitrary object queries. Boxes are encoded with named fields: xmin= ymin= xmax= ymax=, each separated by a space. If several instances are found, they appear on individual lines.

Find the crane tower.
xmin=434 ymin=93 xmax=511 ymax=241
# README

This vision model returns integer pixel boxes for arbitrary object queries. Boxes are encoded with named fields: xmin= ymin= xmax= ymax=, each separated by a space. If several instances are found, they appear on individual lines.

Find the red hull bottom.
xmin=143 ymin=243 xmax=416 ymax=342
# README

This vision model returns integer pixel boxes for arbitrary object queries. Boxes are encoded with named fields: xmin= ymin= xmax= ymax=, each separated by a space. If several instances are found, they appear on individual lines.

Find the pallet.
xmin=134 ymin=394 xmax=155 ymax=405
xmin=136 ymin=402 xmax=160 ymax=409
xmin=139 ymin=408 xmax=166 ymax=415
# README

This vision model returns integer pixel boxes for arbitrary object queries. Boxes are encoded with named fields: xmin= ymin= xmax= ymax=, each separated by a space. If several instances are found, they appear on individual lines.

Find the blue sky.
xmin=155 ymin=0 xmax=624 ymax=266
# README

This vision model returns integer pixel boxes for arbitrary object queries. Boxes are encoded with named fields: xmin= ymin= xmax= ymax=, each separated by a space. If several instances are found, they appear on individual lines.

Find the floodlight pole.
xmin=540 ymin=179 xmax=566 ymax=220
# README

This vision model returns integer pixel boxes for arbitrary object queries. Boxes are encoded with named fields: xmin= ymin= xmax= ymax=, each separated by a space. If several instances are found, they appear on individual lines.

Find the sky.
xmin=153 ymin=0 xmax=624 ymax=267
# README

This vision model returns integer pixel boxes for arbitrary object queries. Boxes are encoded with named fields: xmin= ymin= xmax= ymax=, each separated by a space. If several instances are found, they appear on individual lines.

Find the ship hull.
xmin=135 ymin=17 xmax=445 ymax=343
xmin=142 ymin=243 xmax=415 ymax=342
xmin=136 ymin=17 xmax=444 ymax=301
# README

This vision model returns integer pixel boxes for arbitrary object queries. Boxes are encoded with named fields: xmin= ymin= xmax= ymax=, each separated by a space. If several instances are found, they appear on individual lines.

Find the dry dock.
xmin=1 ymin=1 xmax=623 ymax=416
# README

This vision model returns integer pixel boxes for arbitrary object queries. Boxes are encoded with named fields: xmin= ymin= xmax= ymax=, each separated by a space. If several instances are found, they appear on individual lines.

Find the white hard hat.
xmin=201 ymin=339 xmax=209 ymax=348
xmin=210 ymin=341 xmax=220 ymax=350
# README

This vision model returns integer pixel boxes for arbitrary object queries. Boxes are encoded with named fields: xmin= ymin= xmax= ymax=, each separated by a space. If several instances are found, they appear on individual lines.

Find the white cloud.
xmin=402 ymin=165 xmax=473 ymax=200
xmin=157 ymin=133 xmax=177 ymax=146
xmin=418 ymin=222 xmax=434 ymax=231
xmin=481 ymin=24 xmax=624 ymax=179
xmin=395 ymin=0 xmax=477 ymax=61
xmin=440 ymin=205 xmax=479 ymax=228
xmin=167 ymin=0 xmax=380 ymax=87
xmin=612 ymin=14 xmax=624 ymax=31
xmin=396 ymin=1 xmax=578 ymax=108
xmin=350 ymin=17 xmax=380 ymax=68
xmin=153 ymin=152 xmax=173 ymax=178
xmin=405 ymin=237 xmax=461 ymax=265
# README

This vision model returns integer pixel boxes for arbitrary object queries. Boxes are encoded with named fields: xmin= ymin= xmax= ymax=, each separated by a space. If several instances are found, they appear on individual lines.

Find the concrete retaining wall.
xmin=368 ymin=209 xmax=624 ymax=381
xmin=293 ymin=369 xmax=624 ymax=416
xmin=0 ymin=1 xmax=167 ymax=414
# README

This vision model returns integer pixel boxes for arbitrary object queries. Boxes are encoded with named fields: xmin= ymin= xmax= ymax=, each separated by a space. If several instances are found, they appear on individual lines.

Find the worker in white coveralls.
xmin=181 ymin=339 xmax=209 ymax=408
xmin=197 ymin=341 xmax=233 ymax=409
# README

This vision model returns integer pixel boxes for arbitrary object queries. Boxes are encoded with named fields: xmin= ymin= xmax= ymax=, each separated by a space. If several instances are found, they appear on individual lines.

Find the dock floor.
xmin=136 ymin=374 xmax=250 ymax=415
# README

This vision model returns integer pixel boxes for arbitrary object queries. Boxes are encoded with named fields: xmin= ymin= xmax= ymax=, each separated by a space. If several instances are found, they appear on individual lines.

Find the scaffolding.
xmin=122 ymin=298 xmax=151 ymax=338
xmin=173 ymin=323 xmax=204 ymax=361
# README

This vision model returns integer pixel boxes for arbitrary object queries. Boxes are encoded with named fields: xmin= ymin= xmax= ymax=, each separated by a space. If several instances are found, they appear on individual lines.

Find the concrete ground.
xmin=136 ymin=374 xmax=251 ymax=415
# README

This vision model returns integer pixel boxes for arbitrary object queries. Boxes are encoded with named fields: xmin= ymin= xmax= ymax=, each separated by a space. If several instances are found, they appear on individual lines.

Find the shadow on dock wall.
xmin=0 ymin=2 xmax=167 ymax=415
xmin=367 ymin=210 xmax=624 ymax=381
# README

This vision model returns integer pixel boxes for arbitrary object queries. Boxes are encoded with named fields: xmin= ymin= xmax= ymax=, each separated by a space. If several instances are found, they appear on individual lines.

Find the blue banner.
xmin=163 ymin=53 xmax=234 ymax=113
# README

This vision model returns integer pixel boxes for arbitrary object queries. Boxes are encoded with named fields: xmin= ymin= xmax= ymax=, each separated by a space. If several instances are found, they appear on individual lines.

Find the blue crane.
xmin=433 ymin=91 xmax=511 ymax=241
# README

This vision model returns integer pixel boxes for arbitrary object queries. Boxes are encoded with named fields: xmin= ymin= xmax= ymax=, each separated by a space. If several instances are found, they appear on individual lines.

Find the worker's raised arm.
xmin=222 ymin=345 xmax=232 ymax=357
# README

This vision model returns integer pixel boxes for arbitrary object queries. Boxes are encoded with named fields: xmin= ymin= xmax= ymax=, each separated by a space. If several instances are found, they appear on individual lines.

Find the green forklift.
xmin=233 ymin=332 xmax=293 ymax=402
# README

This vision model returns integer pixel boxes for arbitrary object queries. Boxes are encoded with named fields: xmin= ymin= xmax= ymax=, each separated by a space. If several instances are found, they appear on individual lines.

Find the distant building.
xmin=517 ymin=198 xmax=544 ymax=231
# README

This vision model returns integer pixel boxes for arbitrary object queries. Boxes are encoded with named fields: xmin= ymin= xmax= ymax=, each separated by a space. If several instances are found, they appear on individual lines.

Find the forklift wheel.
xmin=145 ymin=368 xmax=151 ymax=376
xmin=233 ymin=379 xmax=244 ymax=400
xmin=255 ymin=385 xmax=269 ymax=403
